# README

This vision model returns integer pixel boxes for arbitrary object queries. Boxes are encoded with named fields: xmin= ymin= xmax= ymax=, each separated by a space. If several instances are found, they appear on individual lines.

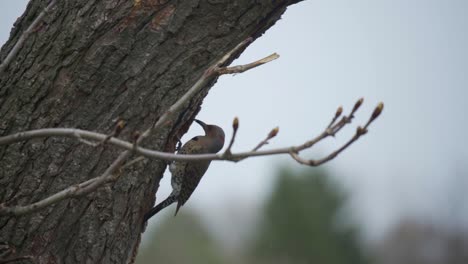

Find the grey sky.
xmin=1 ymin=0 xmax=467 ymax=243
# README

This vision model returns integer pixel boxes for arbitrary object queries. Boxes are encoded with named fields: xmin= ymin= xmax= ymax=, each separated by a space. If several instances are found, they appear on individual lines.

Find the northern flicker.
xmin=143 ymin=119 xmax=225 ymax=222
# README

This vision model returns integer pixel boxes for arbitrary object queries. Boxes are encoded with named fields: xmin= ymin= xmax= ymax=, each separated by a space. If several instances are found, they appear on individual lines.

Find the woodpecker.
xmin=143 ymin=119 xmax=225 ymax=222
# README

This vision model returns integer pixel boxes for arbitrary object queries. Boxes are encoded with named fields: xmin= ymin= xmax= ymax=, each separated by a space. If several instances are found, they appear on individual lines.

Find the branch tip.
xmin=217 ymin=52 xmax=280 ymax=75
xmin=352 ymin=97 xmax=364 ymax=113
xmin=371 ymin=102 xmax=384 ymax=121
xmin=114 ymin=119 xmax=126 ymax=136
xmin=336 ymin=106 xmax=343 ymax=118
xmin=268 ymin=127 xmax=279 ymax=139
xmin=260 ymin=53 xmax=280 ymax=63
xmin=232 ymin=117 xmax=239 ymax=130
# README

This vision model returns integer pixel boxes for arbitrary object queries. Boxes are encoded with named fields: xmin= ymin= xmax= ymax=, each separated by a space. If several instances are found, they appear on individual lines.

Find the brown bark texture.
xmin=0 ymin=0 xmax=300 ymax=263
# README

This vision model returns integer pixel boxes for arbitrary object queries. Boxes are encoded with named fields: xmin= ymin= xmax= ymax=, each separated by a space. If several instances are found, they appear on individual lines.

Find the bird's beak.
xmin=194 ymin=119 xmax=207 ymax=131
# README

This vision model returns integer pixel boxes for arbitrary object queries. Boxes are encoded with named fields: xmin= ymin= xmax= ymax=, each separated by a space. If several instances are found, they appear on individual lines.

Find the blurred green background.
xmin=137 ymin=168 xmax=369 ymax=264
xmin=137 ymin=167 xmax=468 ymax=264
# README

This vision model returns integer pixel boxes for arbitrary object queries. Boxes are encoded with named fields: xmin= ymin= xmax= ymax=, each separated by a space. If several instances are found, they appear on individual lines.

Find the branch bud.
xmin=356 ymin=126 xmax=367 ymax=135
xmin=335 ymin=106 xmax=343 ymax=118
xmin=233 ymin=117 xmax=239 ymax=130
xmin=114 ymin=119 xmax=126 ymax=136
xmin=132 ymin=131 xmax=141 ymax=143
xmin=370 ymin=102 xmax=384 ymax=121
xmin=352 ymin=98 xmax=364 ymax=113
xmin=268 ymin=127 xmax=279 ymax=139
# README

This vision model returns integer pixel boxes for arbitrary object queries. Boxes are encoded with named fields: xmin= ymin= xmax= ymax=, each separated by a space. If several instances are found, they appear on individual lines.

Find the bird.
xmin=143 ymin=119 xmax=225 ymax=222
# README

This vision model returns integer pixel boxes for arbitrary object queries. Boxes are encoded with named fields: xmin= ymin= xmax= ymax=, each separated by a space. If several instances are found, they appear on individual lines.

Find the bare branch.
xmin=0 ymin=99 xmax=384 ymax=161
xmin=73 ymin=131 xmax=99 ymax=147
xmin=0 ymin=100 xmax=383 ymax=216
xmin=139 ymin=37 xmax=254 ymax=141
xmin=0 ymin=100 xmax=384 ymax=168
xmin=290 ymin=127 xmax=365 ymax=166
xmin=121 ymin=157 xmax=146 ymax=170
xmin=0 ymin=176 xmax=102 ymax=216
xmin=0 ymin=34 xmax=383 ymax=217
xmin=217 ymin=53 xmax=279 ymax=75
xmin=289 ymin=102 xmax=384 ymax=166
xmin=0 ymin=37 xmax=278 ymax=217
xmin=0 ymin=0 xmax=58 ymax=74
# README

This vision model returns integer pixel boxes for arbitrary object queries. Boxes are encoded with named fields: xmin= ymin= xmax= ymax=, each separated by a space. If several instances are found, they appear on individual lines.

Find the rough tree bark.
xmin=0 ymin=0 xmax=303 ymax=263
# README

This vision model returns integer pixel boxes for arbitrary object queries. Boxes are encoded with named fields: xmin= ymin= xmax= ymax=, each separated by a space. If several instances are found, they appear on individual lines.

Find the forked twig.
xmin=252 ymin=127 xmax=279 ymax=152
xmin=0 ymin=99 xmax=383 ymax=216
xmin=289 ymin=101 xmax=384 ymax=166
xmin=0 ymin=37 xmax=281 ymax=216
xmin=0 ymin=34 xmax=384 ymax=217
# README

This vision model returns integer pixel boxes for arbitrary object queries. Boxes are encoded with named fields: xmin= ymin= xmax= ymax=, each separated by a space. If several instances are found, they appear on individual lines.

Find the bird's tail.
xmin=143 ymin=195 xmax=177 ymax=223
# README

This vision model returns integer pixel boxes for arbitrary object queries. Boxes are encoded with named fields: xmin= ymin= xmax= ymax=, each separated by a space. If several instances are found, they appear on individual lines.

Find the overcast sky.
xmin=2 ymin=0 xmax=468 ymax=243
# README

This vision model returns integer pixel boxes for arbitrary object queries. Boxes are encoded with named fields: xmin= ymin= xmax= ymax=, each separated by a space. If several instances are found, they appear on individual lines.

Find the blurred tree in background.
xmin=376 ymin=219 xmax=468 ymax=264
xmin=248 ymin=167 xmax=369 ymax=264
xmin=136 ymin=211 xmax=230 ymax=264
xmin=136 ymin=167 xmax=369 ymax=264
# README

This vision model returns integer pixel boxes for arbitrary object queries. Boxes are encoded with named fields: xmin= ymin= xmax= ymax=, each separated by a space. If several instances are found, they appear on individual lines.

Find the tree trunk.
xmin=0 ymin=0 xmax=301 ymax=263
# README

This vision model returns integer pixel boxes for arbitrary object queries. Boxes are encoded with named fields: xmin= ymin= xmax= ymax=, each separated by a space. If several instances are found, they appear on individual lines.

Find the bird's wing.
xmin=174 ymin=138 xmax=211 ymax=215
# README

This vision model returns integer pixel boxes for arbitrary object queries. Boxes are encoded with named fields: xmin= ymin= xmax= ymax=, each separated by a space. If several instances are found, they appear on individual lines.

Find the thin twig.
xmin=121 ymin=157 xmax=146 ymax=170
xmin=0 ymin=176 xmax=101 ymax=216
xmin=0 ymin=0 xmax=58 ymax=74
xmin=252 ymin=127 xmax=279 ymax=151
xmin=223 ymin=117 xmax=239 ymax=156
xmin=290 ymin=127 xmax=363 ymax=166
xmin=327 ymin=106 xmax=343 ymax=129
xmin=289 ymin=101 xmax=384 ymax=166
xmin=73 ymin=131 xmax=99 ymax=147
xmin=216 ymin=53 xmax=279 ymax=75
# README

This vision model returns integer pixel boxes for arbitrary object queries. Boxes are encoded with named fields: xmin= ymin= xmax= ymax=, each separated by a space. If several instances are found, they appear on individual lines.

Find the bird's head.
xmin=195 ymin=119 xmax=225 ymax=152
